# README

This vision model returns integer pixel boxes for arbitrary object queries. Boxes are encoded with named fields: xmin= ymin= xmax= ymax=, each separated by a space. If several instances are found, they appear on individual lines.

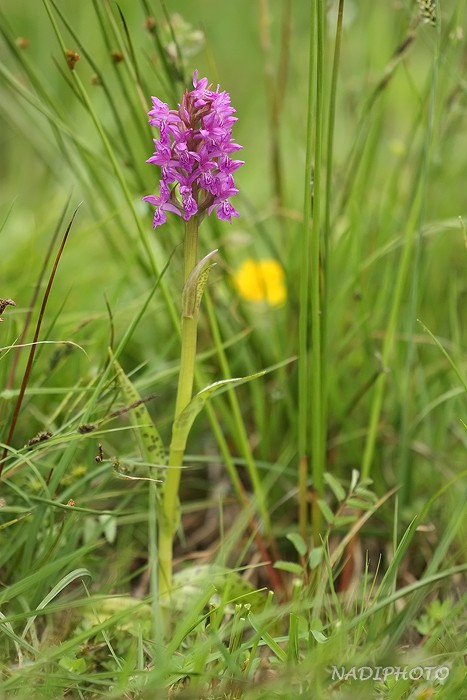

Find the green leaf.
xmin=110 ymin=350 xmax=165 ymax=469
xmin=0 ymin=513 xmax=31 ymax=530
xmin=346 ymin=497 xmax=376 ymax=510
xmin=182 ymin=249 xmax=218 ymax=318
xmin=308 ymin=547 xmax=323 ymax=570
xmin=414 ymin=614 xmax=435 ymax=636
xmin=350 ymin=469 xmax=360 ymax=492
xmin=309 ymin=617 xmax=327 ymax=643
xmin=427 ymin=598 xmax=453 ymax=621
xmin=286 ymin=532 xmax=308 ymax=557
xmin=310 ymin=629 xmax=327 ymax=644
xmin=21 ymin=568 xmax=92 ymax=640
xmin=317 ymin=498 xmax=335 ymax=524
xmin=195 ymin=265 xmax=215 ymax=314
xmin=59 ymin=655 xmax=87 ymax=674
xmin=171 ymin=372 xmax=265 ymax=454
xmin=274 ymin=560 xmax=304 ymax=576
xmin=248 ymin=612 xmax=288 ymax=663
xmin=354 ymin=487 xmax=377 ymax=502
xmin=418 ymin=319 xmax=467 ymax=391
xmin=324 ymin=472 xmax=346 ymax=502
xmin=99 ymin=514 xmax=117 ymax=544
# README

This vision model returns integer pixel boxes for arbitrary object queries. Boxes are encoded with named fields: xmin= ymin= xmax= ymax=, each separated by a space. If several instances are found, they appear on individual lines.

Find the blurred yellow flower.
xmin=234 ymin=259 xmax=286 ymax=306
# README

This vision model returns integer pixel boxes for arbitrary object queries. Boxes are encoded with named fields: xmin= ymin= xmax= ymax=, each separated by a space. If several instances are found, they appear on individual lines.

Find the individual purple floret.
xmin=142 ymin=71 xmax=244 ymax=228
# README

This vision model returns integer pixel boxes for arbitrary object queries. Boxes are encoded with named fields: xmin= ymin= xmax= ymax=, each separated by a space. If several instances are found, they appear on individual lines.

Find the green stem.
xmin=310 ymin=0 xmax=326 ymax=543
xmin=298 ymin=0 xmax=316 ymax=541
xmin=322 ymin=0 xmax=344 ymax=480
xmin=159 ymin=216 xmax=199 ymax=597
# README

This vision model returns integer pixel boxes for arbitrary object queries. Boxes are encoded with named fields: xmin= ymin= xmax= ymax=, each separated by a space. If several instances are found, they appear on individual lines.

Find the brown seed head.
xmin=111 ymin=50 xmax=124 ymax=64
xmin=65 ymin=49 xmax=80 ymax=70
xmin=144 ymin=16 xmax=156 ymax=34
xmin=0 ymin=298 xmax=16 ymax=321
xmin=15 ymin=37 xmax=30 ymax=49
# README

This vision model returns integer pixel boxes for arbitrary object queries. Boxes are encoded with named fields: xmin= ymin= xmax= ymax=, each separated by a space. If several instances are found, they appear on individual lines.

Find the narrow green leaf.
xmin=110 ymin=349 xmax=165 ymax=468
xmin=418 ymin=319 xmax=467 ymax=391
xmin=22 ymin=568 xmax=91 ymax=640
xmin=248 ymin=612 xmax=288 ymax=663
xmin=0 ymin=611 xmax=36 ymax=657
xmin=171 ymin=371 xmax=265 ymax=454
xmin=310 ymin=629 xmax=327 ymax=644
xmin=0 ymin=513 xmax=32 ymax=530
xmin=273 ymin=560 xmax=304 ymax=576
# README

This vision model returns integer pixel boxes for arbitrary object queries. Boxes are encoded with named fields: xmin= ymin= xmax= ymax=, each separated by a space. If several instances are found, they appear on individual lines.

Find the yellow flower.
xmin=234 ymin=259 xmax=286 ymax=306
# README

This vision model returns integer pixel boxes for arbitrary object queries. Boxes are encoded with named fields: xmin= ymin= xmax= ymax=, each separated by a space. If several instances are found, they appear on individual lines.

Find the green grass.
xmin=0 ymin=0 xmax=466 ymax=697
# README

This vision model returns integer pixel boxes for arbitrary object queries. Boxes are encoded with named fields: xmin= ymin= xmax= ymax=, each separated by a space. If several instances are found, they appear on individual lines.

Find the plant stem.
xmin=298 ymin=0 xmax=316 ymax=541
xmin=159 ymin=216 xmax=199 ymax=597
xmin=322 ymin=0 xmax=345 ymax=483
xmin=310 ymin=0 xmax=326 ymax=543
xmin=258 ymin=0 xmax=290 ymax=211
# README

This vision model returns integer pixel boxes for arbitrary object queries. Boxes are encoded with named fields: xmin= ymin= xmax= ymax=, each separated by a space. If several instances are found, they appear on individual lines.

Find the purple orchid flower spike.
xmin=143 ymin=71 xmax=244 ymax=228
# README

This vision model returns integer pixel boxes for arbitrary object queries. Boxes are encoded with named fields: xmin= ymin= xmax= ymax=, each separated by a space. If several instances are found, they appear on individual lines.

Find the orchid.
xmin=143 ymin=71 xmax=244 ymax=228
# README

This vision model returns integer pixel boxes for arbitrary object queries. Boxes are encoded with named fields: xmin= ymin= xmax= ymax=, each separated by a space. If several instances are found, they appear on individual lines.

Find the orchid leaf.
xmin=171 ymin=371 xmax=266 ymax=454
xmin=182 ymin=249 xmax=218 ymax=318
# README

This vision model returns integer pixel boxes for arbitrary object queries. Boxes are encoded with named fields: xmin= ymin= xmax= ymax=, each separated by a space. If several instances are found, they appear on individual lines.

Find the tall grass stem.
xmin=310 ymin=0 xmax=326 ymax=542
xmin=298 ymin=0 xmax=316 ymax=540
